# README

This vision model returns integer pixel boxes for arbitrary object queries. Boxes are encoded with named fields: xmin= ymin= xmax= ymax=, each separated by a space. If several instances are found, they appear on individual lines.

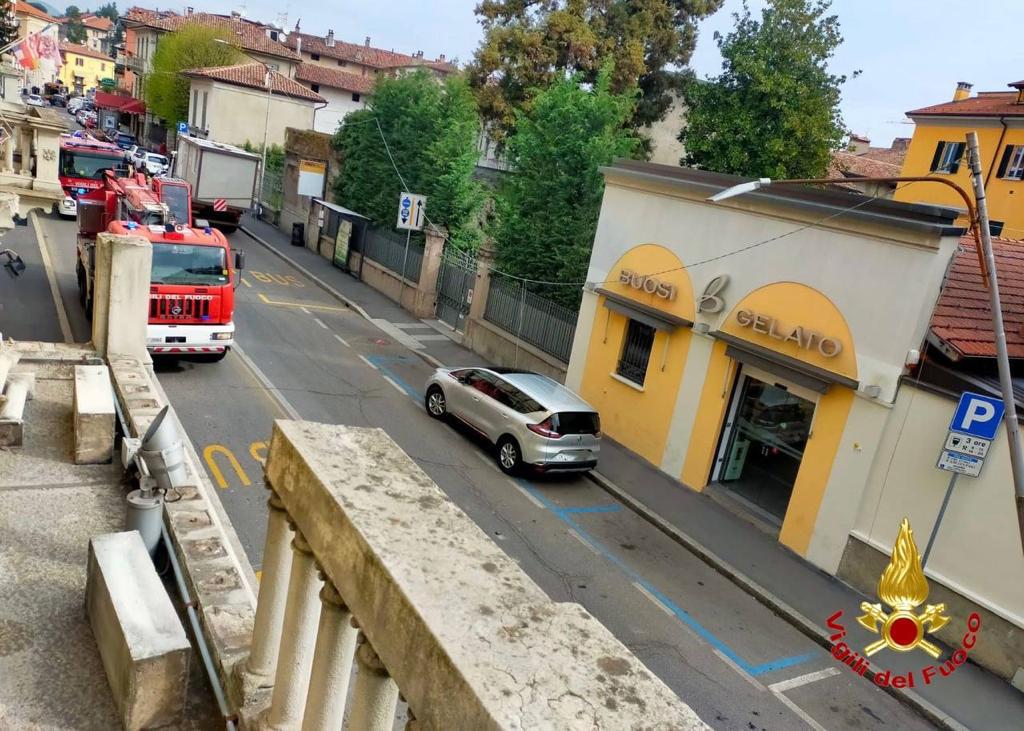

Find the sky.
xmin=164 ymin=0 xmax=1016 ymax=147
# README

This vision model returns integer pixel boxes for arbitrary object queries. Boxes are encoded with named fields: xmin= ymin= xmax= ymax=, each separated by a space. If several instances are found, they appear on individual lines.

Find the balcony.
xmin=233 ymin=420 xmax=709 ymax=728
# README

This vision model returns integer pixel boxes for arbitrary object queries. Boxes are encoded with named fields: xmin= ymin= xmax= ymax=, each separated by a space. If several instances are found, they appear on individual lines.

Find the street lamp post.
xmin=707 ymin=135 xmax=1024 ymax=554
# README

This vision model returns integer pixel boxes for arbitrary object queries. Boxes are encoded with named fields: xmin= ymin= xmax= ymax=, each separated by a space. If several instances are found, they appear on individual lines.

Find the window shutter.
xmin=929 ymin=142 xmax=945 ymax=172
xmin=997 ymin=145 xmax=1015 ymax=179
xmin=949 ymin=142 xmax=966 ymax=174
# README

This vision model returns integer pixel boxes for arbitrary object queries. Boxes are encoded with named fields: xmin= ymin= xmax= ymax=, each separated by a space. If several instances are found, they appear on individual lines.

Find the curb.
xmin=240 ymin=224 xmax=446 ymax=373
xmin=585 ymin=470 xmax=967 ymax=731
xmin=241 ymin=222 xmax=966 ymax=730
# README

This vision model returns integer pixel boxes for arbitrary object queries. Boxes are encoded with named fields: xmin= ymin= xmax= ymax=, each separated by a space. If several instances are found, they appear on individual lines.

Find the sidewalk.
xmin=241 ymin=217 xmax=1024 ymax=730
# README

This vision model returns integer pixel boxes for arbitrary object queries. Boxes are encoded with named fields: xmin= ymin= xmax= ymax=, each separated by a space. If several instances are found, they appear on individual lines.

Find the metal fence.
xmin=484 ymin=275 xmax=578 ymax=363
xmin=260 ymin=164 xmax=284 ymax=212
xmin=362 ymin=227 xmax=423 ymax=283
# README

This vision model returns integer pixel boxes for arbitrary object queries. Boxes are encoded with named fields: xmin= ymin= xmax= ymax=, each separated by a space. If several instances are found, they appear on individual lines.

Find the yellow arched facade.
xmin=579 ymin=244 xmax=695 ymax=465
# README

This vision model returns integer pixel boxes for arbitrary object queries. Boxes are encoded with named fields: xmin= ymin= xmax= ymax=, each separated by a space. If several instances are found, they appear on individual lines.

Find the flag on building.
xmin=13 ymin=25 xmax=62 ymax=71
xmin=13 ymin=39 xmax=39 ymax=70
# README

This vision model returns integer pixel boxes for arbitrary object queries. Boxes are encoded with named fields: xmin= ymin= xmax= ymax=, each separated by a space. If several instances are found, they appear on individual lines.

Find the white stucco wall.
xmin=855 ymin=385 xmax=1024 ymax=627
xmin=583 ymin=171 xmax=961 ymax=403
xmin=311 ymin=86 xmax=366 ymax=135
xmin=187 ymin=79 xmax=316 ymax=148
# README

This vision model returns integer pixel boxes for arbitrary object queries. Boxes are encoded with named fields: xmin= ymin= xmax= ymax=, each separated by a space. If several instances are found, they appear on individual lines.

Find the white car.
xmin=67 ymin=97 xmax=84 ymax=114
xmin=135 ymin=152 xmax=169 ymax=176
xmin=25 ymin=94 xmax=45 ymax=107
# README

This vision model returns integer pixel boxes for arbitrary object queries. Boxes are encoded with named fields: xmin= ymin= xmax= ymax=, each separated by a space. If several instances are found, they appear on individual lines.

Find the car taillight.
xmin=527 ymin=418 xmax=560 ymax=438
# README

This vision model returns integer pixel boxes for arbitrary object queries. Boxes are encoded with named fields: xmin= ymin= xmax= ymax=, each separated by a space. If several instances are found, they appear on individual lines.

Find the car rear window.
xmin=551 ymin=412 xmax=600 ymax=435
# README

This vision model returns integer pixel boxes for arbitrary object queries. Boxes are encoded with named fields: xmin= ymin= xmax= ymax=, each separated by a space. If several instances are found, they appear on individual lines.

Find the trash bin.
xmin=291 ymin=222 xmax=305 ymax=247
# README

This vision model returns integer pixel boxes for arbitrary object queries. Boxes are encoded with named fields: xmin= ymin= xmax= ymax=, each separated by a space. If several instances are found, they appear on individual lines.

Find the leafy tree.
xmin=94 ymin=2 xmax=119 ymax=22
xmin=64 ymin=6 xmax=87 ymax=44
xmin=0 ymin=0 xmax=19 ymax=50
xmin=468 ymin=0 xmax=724 ymax=144
xmin=333 ymin=71 xmax=484 ymax=250
xmin=680 ymin=0 xmax=854 ymax=178
xmin=494 ymin=68 xmax=637 ymax=306
xmin=144 ymin=25 xmax=241 ymax=124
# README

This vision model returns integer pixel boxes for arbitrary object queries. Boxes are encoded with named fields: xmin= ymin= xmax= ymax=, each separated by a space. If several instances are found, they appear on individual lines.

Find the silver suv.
xmin=424 ymin=367 xmax=601 ymax=475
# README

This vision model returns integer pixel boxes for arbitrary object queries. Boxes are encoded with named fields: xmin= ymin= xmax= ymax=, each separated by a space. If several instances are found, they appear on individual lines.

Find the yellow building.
xmin=59 ymin=42 xmax=112 ymax=95
xmin=567 ymin=161 xmax=1024 ymax=681
xmin=895 ymin=80 xmax=1024 ymax=238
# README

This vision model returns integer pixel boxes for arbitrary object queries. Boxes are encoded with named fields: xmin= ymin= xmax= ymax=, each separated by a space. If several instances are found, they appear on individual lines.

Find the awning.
xmin=314 ymin=199 xmax=369 ymax=220
xmin=94 ymin=91 xmax=146 ymax=115
xmin=595 ymin=287 xmax=692 ymax=332
xmin=714 ymin=331 xmax=859 ymax=394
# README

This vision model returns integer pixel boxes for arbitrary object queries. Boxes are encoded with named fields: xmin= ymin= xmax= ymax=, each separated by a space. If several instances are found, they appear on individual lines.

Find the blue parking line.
xmin=514 ymin=477 xmax=814 ymax=678
xmin=364 ymin=353 xmax=813 ymax=678
xmin=368 ymin=357 xmax=423 ymax=401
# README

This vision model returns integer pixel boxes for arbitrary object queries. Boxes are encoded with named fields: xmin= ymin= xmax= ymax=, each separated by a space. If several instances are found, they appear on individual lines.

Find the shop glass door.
xmin=717 ymin=373 xmax=815 ymax=521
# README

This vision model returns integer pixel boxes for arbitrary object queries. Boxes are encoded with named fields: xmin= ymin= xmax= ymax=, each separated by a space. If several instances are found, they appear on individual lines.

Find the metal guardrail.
xmin=484 ymin=274 xmax=578 ymax=363
xmin=362 ymin=227 xmax=423 ymax=283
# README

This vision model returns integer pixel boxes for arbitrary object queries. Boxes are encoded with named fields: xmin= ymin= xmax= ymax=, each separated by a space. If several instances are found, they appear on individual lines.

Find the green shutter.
xmin=929 ymin=142 xmax=944 ymax=172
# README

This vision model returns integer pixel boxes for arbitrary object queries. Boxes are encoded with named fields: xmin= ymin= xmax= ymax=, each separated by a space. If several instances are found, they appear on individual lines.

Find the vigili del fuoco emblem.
xmin=857 ymin=518 xmax=950 ymax=658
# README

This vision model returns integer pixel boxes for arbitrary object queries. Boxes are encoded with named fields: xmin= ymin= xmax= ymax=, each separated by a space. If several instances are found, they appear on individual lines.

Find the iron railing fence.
xmin=362 ymin=227 xmax=423 ymax=283
xmin=484 ymin=274 xmax=579 ymax=363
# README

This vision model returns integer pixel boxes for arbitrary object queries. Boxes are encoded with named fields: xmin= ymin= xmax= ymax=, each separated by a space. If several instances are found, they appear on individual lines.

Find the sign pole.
xmin=966 ymin=131 xmax=1024 ymax=553
xmin=399 ymin=227 xmax=411 ymax=304
xmin=922 ymin=472 xmax=958 ymax=568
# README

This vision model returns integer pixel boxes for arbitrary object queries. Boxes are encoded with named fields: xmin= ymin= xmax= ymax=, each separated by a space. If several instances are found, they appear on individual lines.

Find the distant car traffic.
xmin=423 ymin=366 xmax=601 ymax=474
xmin=113 ymin=132 xmax=136 ymax=150
xmin=137 ymin=152 xmax=169 ymax=176
xmin=25 ymin=94 xmax=45 ymax=107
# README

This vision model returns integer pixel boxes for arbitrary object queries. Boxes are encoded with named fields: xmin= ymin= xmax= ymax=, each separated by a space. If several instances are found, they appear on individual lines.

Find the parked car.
xmin=67 ymin=97 xmax=84 ymax=114
xmin=137 ymin=152 xmax=168 ymax=176
xmin=25 ymin=94 xmax=45 ymax=107
xmin=49 ymin=94 xmax=66 ymax=107
xmin=113 ymin=132 xmax=136 ymax=150
xmin=83 ymin=112 xmax=97 ymax=129
xmin=423 ymin=367 xmax=601 ymax=474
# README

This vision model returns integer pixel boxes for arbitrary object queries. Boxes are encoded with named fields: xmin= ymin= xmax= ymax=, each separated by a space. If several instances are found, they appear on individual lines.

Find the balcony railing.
xmin=235 ymin=420 xmax=708 ymax=729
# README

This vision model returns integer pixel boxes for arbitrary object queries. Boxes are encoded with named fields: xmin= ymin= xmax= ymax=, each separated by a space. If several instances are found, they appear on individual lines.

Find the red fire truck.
xmin=58 ymin=133 xmax=128 ymax=218
xmin=75 ymin=171 xmax=244 ymax=361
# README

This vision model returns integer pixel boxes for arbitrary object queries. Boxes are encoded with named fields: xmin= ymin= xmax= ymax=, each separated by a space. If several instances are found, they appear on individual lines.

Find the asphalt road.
xmin=28 ymin=212 xmax=938 ymax=731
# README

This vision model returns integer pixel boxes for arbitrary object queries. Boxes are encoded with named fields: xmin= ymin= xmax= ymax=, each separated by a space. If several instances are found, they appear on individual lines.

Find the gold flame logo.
xmin=857 ymin=519 xmax=950 ymax=658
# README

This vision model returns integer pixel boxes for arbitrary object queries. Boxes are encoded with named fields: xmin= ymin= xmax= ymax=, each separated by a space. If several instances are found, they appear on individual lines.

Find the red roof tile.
xmin=60 ymin=42 xmax=112 ymax=62
xmin=182 ymin=63 xmax=325 ymax=103
xmin=295 ymin=64 xmax=375 ymax=94
xmin=139 ymin=13 xmax=300 ymax=62
xmin=828 ymin=150 xmax=902 ymax=180
xmin=123 ymin=7 xmax=171 ymax=23
xmin=81 ymin=14 xmax=114 ymax=32
xmin=930 ymin=235 xmax=1024 ymax=359
xmin=286 ymin=32 xmax=455 ymax=72
xmin=15 ymin=1 xmax=56 ymax=22
xmin=908 ymin=91 xmax=1024 ymax=118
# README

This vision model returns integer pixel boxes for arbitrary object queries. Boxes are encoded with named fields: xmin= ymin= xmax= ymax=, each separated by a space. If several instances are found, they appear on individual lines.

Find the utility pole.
xmin=966 ymin=130 xmax=1024 ymax=552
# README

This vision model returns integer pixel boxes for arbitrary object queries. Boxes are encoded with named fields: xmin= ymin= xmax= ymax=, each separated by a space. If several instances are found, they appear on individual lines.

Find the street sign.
xmin=944 ymin=432 xmax=991 ymax=459
xmin=396 ymin=192 xmax=426 ymax=231
xmin=949 ymin=391 xmax=1005 ymax=440
xmin=937 ymin=450 xmax=984 ymax=478
xmin=177 ymin=121 xmax=188 ymax=134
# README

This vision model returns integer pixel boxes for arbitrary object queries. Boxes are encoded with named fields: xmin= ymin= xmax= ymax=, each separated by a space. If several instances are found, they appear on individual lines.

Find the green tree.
xmin=94 ymin=2 xmax=119 ymax=22
xmin=468 ymin=0 xmax=724 ymax=144
xmin=494 ymin=68 xmax=637 ymax=306
xmin=333 ymin=71 xmax=484 ymax=250
xmin=680 ymin=0 xmax=854 ymax=178
xmin=144 ymin=25 xmax=242 ymax=124
xmin=64 ymin=5 xmax=87 ymax=44
xmin=0 ymin=0 xmax=19 ymax=50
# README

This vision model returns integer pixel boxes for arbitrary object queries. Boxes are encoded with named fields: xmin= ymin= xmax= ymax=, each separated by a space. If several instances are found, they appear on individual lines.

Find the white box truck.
xmin=174 ymin=136 xmax=260 ymax=233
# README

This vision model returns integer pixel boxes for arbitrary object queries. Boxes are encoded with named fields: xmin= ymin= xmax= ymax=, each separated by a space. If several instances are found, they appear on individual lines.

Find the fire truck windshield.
xmin=159 ymin=184 xmax=190 ymax=224
xmin=60 ymin=150 xmax=125 ymax=180
xmin=151 ymin=244 xmax=228 ymax=286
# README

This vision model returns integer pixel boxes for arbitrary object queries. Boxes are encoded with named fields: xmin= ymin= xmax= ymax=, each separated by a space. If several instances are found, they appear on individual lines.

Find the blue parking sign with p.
xmin=950 ymin=392 xmax=1005 ymax=440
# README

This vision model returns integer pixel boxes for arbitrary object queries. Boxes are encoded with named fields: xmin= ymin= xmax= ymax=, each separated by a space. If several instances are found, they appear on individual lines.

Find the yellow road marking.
xmin=257 ymin=292 xmax=347 ymax=312
xmin=240 ymin=277 xmax=252 ymax=288
xmin=250 ymin=440 xmax=268 ymax=466
xmin=203 ymin=444 xmax=252 ymax=489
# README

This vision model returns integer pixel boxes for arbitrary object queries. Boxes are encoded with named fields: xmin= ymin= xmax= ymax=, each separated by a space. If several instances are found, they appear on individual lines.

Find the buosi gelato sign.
xmin=735 ymin=309 xmax=843 ymax=358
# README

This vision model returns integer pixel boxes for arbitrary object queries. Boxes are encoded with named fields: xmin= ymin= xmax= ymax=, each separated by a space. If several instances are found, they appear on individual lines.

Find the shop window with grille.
xmin=616 ymin=319 xmax=655 ymax=386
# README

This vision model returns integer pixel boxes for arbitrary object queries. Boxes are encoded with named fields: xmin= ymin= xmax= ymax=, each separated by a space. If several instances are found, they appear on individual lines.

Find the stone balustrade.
xmin=235 ymin=419 xmax=708 ymax=730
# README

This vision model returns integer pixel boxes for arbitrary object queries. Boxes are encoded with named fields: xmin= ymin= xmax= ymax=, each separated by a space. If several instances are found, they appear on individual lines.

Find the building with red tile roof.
xmin=14 ymin=1 xmax=56 ymax=23
xmin=295 ymin=64 xmax=376 ymax=96
xmin=137 ymin=11 xmax=300 ymax=64
xmin=285 ymin=30 xmax=453 ymax=74
xmin=895 ymin=80 xmax=1024 ymax=237
xmin=182 ymin=63 xmax=324 ymax=103
xmin=929 ymin=234 xmax=1024 ymax=360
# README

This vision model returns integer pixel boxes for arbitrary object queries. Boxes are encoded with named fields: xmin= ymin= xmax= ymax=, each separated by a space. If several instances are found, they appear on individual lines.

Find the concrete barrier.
xmin=0 ymin=372 xmax=34 ymax=446
xmin=74 ymin=364 xmax=115 ymax=464
xmin=85 ymin=531 xmax=191 ymax=730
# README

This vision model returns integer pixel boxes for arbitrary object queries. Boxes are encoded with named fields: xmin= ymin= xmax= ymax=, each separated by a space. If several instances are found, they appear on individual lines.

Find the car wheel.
xmin=425 ymin=385 xmax=447 ymax=419
xmin=497 ymin=436 xmax=523 ymax=476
